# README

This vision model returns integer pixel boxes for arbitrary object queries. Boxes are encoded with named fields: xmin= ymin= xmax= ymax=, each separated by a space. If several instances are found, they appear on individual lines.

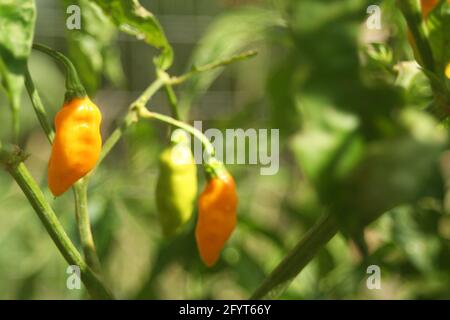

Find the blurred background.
xmin=1 ymin=0 xmax=450 ymax=299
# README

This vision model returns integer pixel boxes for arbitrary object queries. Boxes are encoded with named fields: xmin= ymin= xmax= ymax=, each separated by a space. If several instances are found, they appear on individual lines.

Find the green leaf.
xmin=290 ymin=97 xmax=363 ymax=184
xmin=331 ymin=109 xmax=447 ymax=235
xmin=64 ymin=0 xmax=125 ymax=93
xmin=427 ymin=0 xmax=450 ymax=80
xmin=90 ymin=0 xmax=173 ymax=70
xmin=180 ymin=6 xmax=285 ymax=112
xmin=0 ymin=0 xmax=36 ymax=139
xmin=389 ymin=206 xmax=441 ymax=273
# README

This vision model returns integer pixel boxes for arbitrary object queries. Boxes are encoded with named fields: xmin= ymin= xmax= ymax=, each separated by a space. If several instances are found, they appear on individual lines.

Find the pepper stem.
xmin=203 ymin=157 xmax=229 ymax=181
xmin=138 ymin=108 xmax=216 ymax=158
xmin=32 ymin=43 xmax=86 ymax=102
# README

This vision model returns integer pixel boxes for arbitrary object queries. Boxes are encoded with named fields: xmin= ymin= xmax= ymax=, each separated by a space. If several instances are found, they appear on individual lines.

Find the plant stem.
xmin=32 ymin=43 xmax=86 ymax=101
xmin=24 ymin=67 xmax=55 ymax=143
xmin=398 ymin=1 xmax=450 ymax=117
xmin=26 ymin=62 xmax=102 ymax=278
xmin=164 ymin=83 xmax=181 ymax=120
xmin=139 ymin=108 xmax=216 ymax=157
xmin=98 ymin=110 xmax=137 ymax=165
xmin=11 ymin=103 xmax=20 ymax=144
xmin=97 ymin=78 xmax=165 ymax=166
xmin=156 ymin=68 xmax=181 ymax=120
xmin=5 ymin=160 xmax=113 ymax=299
xmin=73 ymin=178 xmax=103 ymax=276
xmin=250 ymin=213 xmax=339 ymax=300
xmin=98 ymin=51 xmax=257 ymax=165
xmin=131 ymin=77 xmax=165 ymax=109
xmin=168 ymin=50 xmax=258 ymax=85
xmin=397 ymin=0 xmax=434 ymax=72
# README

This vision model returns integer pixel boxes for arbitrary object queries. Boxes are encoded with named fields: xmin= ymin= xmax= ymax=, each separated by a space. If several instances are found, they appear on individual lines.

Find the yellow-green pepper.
xmin=155 ymin=130 xmax=197 ymax=236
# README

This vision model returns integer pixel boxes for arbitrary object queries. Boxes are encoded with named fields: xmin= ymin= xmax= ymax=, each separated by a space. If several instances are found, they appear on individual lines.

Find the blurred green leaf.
xmin=389 ymin=206 xmax=441 ymax=273
xmin=428 ymin=0 xmax=450 ymax=80
xmin=90 ymin=0 xmax=173 ymax=70
xmin=331 ymin=110 xmax=447 ymax=235
xmin=0 ymin=0 xmax=36 ymax=138
xmin=64 ymin=0 xmax=125 ymax=94
xmin=180 ymin=6 xmax=285 ymax=114
xmin=290 ymin=101 xmax=362 ymax=184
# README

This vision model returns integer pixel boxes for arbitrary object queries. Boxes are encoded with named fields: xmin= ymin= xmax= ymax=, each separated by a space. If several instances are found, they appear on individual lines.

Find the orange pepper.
xmin=48 ymin=97 xmax=102 ymax=196
xmin=421 ymin=0 xmax=439 ymax=17
xmin=196 ymin=171 xmax=238 ymax=267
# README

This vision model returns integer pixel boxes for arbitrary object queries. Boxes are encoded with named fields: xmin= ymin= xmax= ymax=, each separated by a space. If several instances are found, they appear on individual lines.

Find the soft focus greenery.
xmin=0 ymin=0 xmax=450 ymax=299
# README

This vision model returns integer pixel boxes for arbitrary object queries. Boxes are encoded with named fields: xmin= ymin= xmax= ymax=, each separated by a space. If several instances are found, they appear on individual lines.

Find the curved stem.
xmin=168 ymin=50 xmax=258 ymax=85
xmin=24 ymin=67 xmax=55 ymax=143
xmin=250 ymin=213 xmax=339 ymax=300
xmin=25 ymin=61 xmax=103 ymax=279
xmin=131 ymin=77 xmax=165 ymax=110
xmin=32 ymin=43 xmax=86 ymax=101
xmin=139 ymin=108 xmax=216 ymax=157
xmin=97 ymin=78 xmax=165 ymax=166
xmin=98 ymin=50 xmax=257 ymax=166
xmin=5 ymin=160 xmax=113 ymax=299
xmin=157 ymin=68 xmax=181 ymax=120
xmin=73 ymin=178 xmax=103 ymax=276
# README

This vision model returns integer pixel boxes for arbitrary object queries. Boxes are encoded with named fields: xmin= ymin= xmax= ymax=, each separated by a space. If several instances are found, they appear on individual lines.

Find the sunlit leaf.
xmin=64 ymin=0 xmax=125 ymax=93
xmin=90 ymin=0 xmax=173 ymax=70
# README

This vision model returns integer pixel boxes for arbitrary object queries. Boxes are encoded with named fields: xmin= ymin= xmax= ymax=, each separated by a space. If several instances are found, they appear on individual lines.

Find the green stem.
xmin=32 ymin=43 xmax=86 ymax=102
xmin=11 ymin=102 xmax=19 ymax=144
xmin=97 ymin=78 xmax=165 ymax=166
xmin=250 ymin=213 xmax=339 ymax=300
xmin=156 ymin=68 xmax=181 ymax=120
xmin=397 ymin=0 xmax=435 ymax=72
xmin=26 ymin=52 xmax=102 ymax=280
xmin=73 ymin=179 xmax=103 ymax=276
xmin=169 ymin=50 xmax=258 ymax=85
xmin=163 ymin=83 xmax=181 ymax=120
xmin=24 ymin=67 xmax=55 ymax=143
xmin=98 ymin=111 xmax=137 ymax=165
xmin=98 ymin=51 xmax=257 ymax=165
xmin=4 ymin=159 xmax=113 ymax=299
xmin=131 ymin=77 xmax=165 ymax=109
xmin=139 ymin=108 xmax=216 ymax=157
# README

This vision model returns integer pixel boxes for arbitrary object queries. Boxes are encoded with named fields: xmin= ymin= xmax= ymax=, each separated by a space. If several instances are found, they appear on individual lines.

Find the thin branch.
xmin=26 ymin=63 xmax=102 ymax=277
xmin=138 ymin=108 xmax=216 ymax=157
xmin=98 ymin=51 xmax=257 ymax=165
xmin=250 ymin=213 xmax=339 ymax=300
xmin=155 ymin=68 xmax=181 ymax=120
xmin=397 ymin=0 xmax=434 ymax=72
xmin=73 ymin=178 xmax=103 ymax=276
xmin=168 ymin=50 xmax=258 ymax=85
xmin=164 ymin=83 xmax=181 ymax=120
xmin=24 ymin=67 xmax=55 ymax=143
xmin=0 ymin=146 xmax=113 ymax=299
xmin=97 ymin=77 xmax=165 ymax=166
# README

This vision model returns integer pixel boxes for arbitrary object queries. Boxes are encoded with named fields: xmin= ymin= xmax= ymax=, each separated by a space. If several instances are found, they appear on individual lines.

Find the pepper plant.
xmin=0 ymin=0 xmax=449 ymax=300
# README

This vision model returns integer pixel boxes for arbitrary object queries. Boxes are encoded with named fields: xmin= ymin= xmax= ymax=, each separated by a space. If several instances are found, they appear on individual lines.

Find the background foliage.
xmin=0 ymin=0 xmax=450 ymax=299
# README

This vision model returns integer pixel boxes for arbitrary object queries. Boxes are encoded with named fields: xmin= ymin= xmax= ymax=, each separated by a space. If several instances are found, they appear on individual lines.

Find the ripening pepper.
xmin=48 ymin=97 xmax=102 ymax=196
xmin=446 ymin=62 xmax=450 ymax=79
xmin=33 ymin=44 xmax=102 ymax=196
xmin=155 ymin=130 xmax=197 ymax=236
xmin=195 ymin=160 xmax=238 ymax=267
xmin=421 ymin=0 xmax=439 ymax=17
